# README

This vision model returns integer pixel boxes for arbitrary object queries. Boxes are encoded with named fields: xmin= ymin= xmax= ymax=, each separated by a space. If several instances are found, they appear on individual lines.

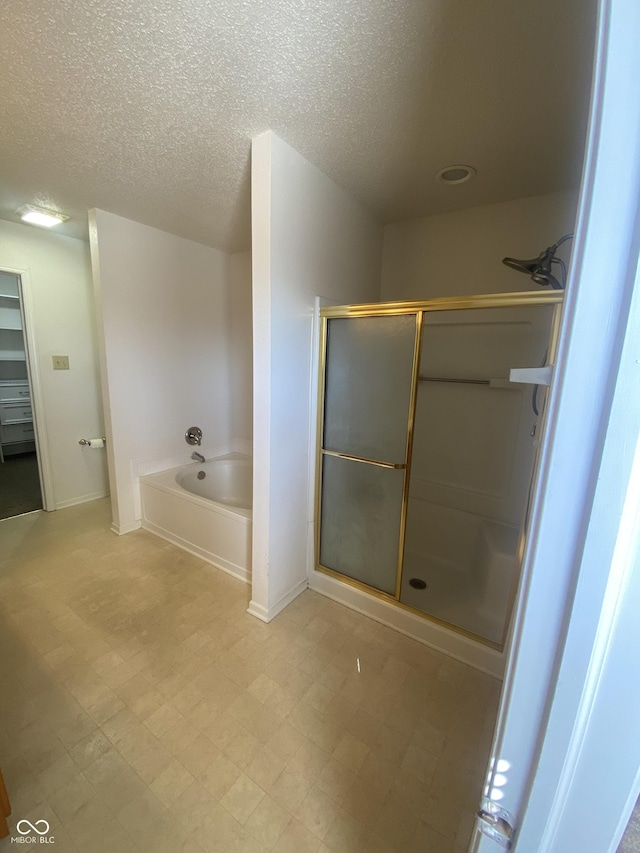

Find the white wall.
xmin=0 ymin=219 xmax=108 ymax=508
xmin=89 ymin=209 xmax=233 ymax=533
xmin=250 ymin=131 xmax=382 ymax=621
xmin=381 ymin=191 xmax=579 ymax=300
xmin=229 ymin=251 xmax=252 ymax=449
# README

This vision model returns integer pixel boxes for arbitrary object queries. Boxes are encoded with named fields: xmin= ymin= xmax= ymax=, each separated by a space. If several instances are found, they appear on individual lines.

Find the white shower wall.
xmin=90 ymin=210 xmax=238 ymax=533
xmin=381 ymin=190 xmax=579 ymax=300
xmin=382 ymin=192 xmax=578 ymax=645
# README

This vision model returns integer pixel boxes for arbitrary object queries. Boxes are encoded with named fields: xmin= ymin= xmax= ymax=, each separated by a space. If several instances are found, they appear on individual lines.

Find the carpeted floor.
xmin=0 ymin=451 xmax=42 ymax=519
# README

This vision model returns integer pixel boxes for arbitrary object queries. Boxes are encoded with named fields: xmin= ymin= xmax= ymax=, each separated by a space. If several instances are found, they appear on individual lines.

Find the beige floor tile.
xmin=400 ymin=742 xmax=439 ymax=785
xmin=245 ymin=746 xmax=287 ymax=790
xmin=145 ymin=701 xmax=185 ymax=738
xmin=47 ymin=771 xmax=97 ymax=823
xmin=265 ymin=723 xmax=305 ymax=763
xmin=407 ymin=820 xmax=456 ymax=853
xmin=332 ymin=733 xmax=370 ymax=773
xmin=219 ymin=772 xmax=266 ymax=824
xmin=372 ymin=794 xmax=419 ymax=852
xmin=150 ymin=758 xmax=196 ymax=806
xmin=37 ymin=750 xmax=82 ymax=793
xmin=269 ymin=766 xmax=313 ymax=813
xmin=69 ymin=728 xmax=111 ymax=770
xmin=323 ymin=806 xmax=370 ymax=853
xmin=245 ymin=793 xmax=291 ymax=849
xmin=200 ymin=751 xmax=243 ymax=800
xmin=169 ymin=780 xmax=219 ymax=832
xmin=63 ymin=796 xmax=131 ymax=850
xmin=247 ymin=673 xmax=280 ymax=703
xmin=223 ymin=726 xmax=263 ymax=769
xmin=193 ymin=802 xmax=248 ymax=853
xmin=0 ymin=502 xmax=496 ymax=853
xmin=295 ymin=786 xmax=340 ymax=840
xmin=273 ymin=817 xmax=322 ymax=853
xmin=286 ymin=739 xmax=332 ymax=783
xmin=316 ymin=758 xmax=357 ymax=805
xmin=179 ymin=733 xmax=221 ymax=779
xmin=115 ymin=786 xmax=166 ymax=842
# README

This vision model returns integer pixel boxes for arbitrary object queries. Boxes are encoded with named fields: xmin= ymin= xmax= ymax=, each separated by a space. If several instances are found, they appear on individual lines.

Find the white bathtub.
xmin=140 ymin=453 xmax=252 ymax=582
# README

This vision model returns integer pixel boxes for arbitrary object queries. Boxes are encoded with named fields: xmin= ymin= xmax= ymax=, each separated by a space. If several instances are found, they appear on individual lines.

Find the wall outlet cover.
xmin=52 ymin=355 xmax=70 ymax=370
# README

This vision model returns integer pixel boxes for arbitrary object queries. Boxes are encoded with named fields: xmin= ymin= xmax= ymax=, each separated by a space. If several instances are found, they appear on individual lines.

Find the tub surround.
xmin=140 ymin=453 xmax=252 ymax=583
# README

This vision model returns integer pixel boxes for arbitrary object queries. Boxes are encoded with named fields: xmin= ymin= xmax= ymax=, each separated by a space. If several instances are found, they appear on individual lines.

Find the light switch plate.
xmin=52 ymin=355 xmax=70 ymax=370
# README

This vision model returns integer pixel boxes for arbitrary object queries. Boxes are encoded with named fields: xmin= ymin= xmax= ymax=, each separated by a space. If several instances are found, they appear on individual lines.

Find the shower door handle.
xmin=321 ymin=450 xmax=407 ymax=469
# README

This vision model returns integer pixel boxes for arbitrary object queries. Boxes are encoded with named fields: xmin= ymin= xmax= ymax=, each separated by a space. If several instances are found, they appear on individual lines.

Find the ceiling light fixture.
xmin=19 ymin=205 xmax=69 ymax=228
xmin=435 ymin=164 xmax=476 ymax=185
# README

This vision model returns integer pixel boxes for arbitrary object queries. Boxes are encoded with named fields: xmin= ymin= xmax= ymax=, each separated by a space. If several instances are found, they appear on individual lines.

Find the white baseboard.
xmin=141 ymin=518 xmax=250 ymax=585
xmin=56 ymin=491 xmax=109 ymax=510
xmin=247 ymin=600 xmax=270 ymax=622
xmin=309 ymin=569 xmax=504 ymax=679
xmin=247 ymin=578 xmax=308 ymax=623
xmin=110 ymin=519 xmax=142 ymax=535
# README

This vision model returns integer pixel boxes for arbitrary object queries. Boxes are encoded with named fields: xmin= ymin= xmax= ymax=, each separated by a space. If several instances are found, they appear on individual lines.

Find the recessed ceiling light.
xmin=435 ymin=164 xmax=476 ymax=185
xmin=19 ymin=205 xmax=69 ymax=228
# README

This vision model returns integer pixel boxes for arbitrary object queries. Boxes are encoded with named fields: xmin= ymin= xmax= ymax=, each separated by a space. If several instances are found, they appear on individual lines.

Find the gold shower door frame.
xmin=315 ymin=290 xmax=564 ymax=650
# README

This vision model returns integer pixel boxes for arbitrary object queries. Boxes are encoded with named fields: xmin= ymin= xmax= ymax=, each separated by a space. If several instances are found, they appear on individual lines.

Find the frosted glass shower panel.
xmin=401 ymin=304 xmax=555 ymax=645
xmin=323 ymin=315 xmax=416 ymax=464
xmin=319 ymin=454 xmax=404 ymax=595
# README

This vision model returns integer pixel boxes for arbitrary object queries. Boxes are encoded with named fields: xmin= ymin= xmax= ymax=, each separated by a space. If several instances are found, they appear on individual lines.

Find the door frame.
xmin=473 ymin=0 xmax=640 ymax=848
xmin=0 ymin=265 xmax=55 ymax=511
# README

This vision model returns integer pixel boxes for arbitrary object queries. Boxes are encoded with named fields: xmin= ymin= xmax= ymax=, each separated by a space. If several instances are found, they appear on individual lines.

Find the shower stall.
xmin=315 ymin=291 xmax=563 ymax=649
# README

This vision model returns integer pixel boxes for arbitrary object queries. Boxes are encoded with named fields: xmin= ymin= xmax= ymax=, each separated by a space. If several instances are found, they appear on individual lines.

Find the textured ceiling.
xmin=0 ymin=0 xmax=596 ymax=252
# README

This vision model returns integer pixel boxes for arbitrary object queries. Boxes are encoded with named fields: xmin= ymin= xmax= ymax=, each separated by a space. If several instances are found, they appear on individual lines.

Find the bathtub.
xmin=140 ymin=453 xmax=252 ymax=582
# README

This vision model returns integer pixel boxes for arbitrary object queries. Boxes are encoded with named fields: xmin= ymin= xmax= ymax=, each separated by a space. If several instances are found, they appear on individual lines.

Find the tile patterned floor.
xmin=0 ymin=499 xmax=500 ymax=852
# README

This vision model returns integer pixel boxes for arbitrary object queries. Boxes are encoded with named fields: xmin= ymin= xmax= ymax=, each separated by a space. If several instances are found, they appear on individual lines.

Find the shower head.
xmin=502 ymin=233 xmax=573 ymax=290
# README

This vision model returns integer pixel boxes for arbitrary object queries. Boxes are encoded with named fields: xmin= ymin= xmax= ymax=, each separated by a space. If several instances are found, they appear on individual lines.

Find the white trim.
xmin=309 ymin=568 xmax=503 ymax=679
xmin=247 ymin=600 xmax=270 ymax=622
xmin=0 ymin=265 xmax=55 ymax=511
xmin=56 ymin=491 xmax=109 ymax=510
xmin=88 ymin=211 xmax=120 ymax=528
xmin=248 ymin=578 xmax=309 ymax=623
xmin=141 ymin=518 xmax=251 ymax=584
xmin=110 ymin=519 xmax=141 ymax=535
xmin=475 ymin=0 xmax=640 ymax=849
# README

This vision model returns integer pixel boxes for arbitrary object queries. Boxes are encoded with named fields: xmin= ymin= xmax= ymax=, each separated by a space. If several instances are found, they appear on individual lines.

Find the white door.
xmin=471 ymin=0 xmax=640 ymax=849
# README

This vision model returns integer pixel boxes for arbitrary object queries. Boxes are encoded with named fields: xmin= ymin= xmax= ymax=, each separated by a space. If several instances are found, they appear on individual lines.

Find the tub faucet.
xmin=191 ymin=451 xmax=205 ymax=463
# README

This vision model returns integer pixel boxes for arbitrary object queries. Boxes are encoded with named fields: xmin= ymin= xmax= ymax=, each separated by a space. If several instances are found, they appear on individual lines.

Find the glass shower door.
xmin=317 ymin=314 xmax=419 ymax=596
xmin=400 ymin=304 xmax=556 ymax=645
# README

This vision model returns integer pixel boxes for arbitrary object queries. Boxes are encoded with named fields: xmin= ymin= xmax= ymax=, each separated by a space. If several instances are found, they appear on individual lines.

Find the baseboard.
xmin=141 ymin=518 xmax=250 ymax=585
xmin=56 ymin=491 xmax=109 ymax=510
xmin=309 ymin=569 xmax=504 ymax=679
xmin=247 ymin=600 xmax=270 ymax=622
xmin=247 ymin=578 xmax=308 ymax=623
xmin=110 ymin=519 xmax=142 ymax=535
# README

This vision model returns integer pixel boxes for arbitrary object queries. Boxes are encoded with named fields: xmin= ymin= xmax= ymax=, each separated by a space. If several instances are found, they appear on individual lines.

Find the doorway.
xmin=0 ymin=270 xmax=43 ymax=519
